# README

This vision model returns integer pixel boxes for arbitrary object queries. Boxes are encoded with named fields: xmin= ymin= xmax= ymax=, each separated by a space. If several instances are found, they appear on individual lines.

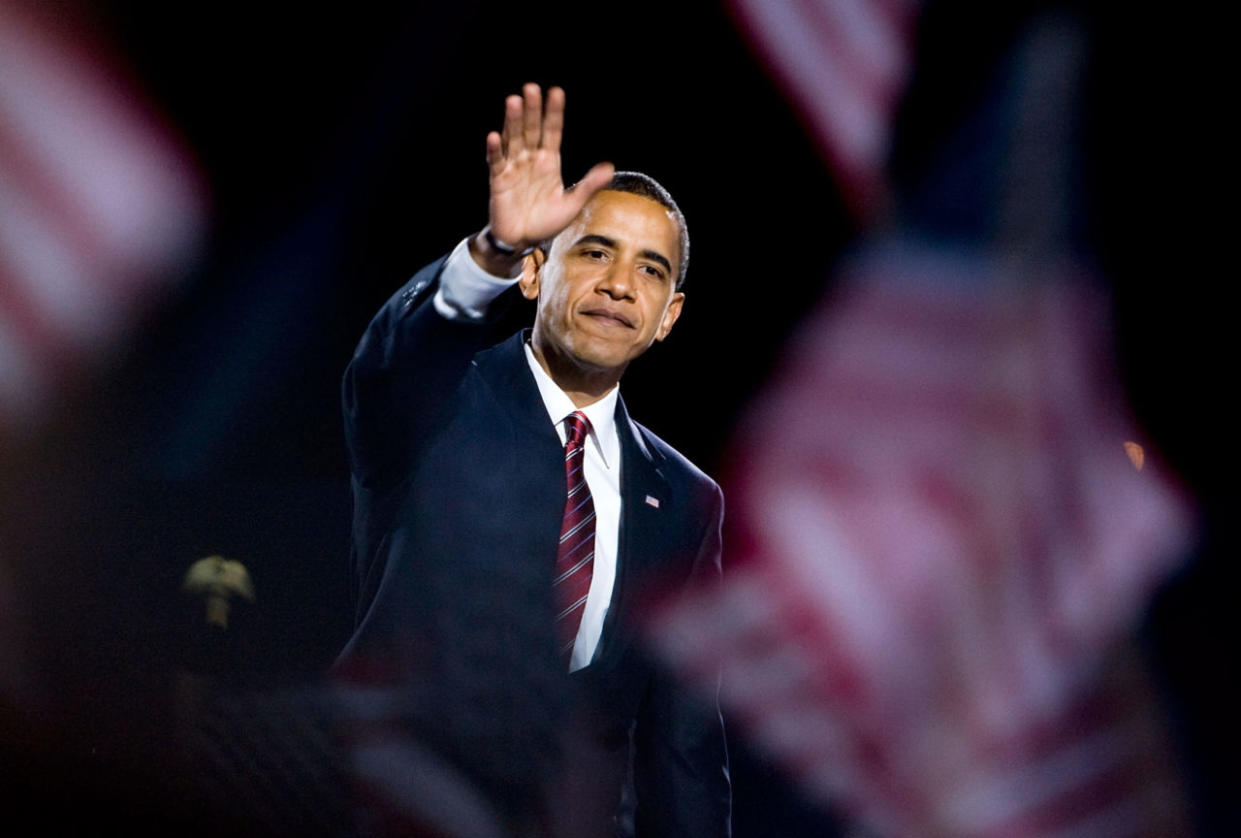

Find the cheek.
xmin=538 ymin=287 xmax=575 ymax=332
xmin=551 ymin=288 xmax=576 ymax=320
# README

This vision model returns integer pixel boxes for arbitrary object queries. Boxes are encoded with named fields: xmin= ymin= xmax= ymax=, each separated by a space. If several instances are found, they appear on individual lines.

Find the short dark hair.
xmin=604 ymin=171 xmax=690 ymax=289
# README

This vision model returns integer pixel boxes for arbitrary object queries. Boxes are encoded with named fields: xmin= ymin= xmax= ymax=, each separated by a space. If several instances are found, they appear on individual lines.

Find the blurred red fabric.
xmin=646 ymin=242 xmax=1196 ymax=837
xmin=0 ymin=0 xmax=204 ymax=430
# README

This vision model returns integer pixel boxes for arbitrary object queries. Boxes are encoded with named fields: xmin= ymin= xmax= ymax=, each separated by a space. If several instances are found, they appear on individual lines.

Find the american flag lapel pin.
xmin=644 ymin=495 xmax=660 ymax=508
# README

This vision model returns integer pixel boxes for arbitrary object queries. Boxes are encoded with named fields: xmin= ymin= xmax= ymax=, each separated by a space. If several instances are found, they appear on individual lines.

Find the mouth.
xmin=580 ymin=308 xmax=635 ymax=329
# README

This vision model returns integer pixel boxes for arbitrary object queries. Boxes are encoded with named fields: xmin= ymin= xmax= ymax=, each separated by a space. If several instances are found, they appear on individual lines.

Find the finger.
xmin=521 ymin=82 xmax=543 ymax=150
xmin=502 ymin=93 xmax=524 ymax=157
xmin=542 ymin=86 xmax=566 ymax=152
xmin=485 ymin=131 xmax=503 ymax=174
xmin=562 ymin=162 xmax=615 ymax=217
xmin=566 ymin=161 xmax=616 ymax=199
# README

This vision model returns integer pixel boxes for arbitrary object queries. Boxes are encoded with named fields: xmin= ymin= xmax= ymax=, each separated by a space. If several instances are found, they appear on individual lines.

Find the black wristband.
xmin=484 ymin=228 xmax=535 ymax=258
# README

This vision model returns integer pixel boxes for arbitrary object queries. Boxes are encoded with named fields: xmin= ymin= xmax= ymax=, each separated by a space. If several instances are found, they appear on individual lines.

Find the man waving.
xmin=337 ymin=83 xmax=730 ymax=837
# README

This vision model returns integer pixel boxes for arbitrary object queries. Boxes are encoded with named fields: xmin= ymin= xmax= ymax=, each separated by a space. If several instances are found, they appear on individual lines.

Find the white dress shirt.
xmin=435 ymin=238 xmax=622 ymax=671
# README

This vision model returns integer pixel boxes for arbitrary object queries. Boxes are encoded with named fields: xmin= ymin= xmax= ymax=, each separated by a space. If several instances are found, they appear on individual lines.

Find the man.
xmin=336 ymin=84 xmax=729 ymax=837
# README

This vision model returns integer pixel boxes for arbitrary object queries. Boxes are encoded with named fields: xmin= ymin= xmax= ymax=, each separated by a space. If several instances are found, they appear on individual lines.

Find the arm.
xmin=344 ymin=82 xmax=615 ymax=490
xmin=633 ymin=484 xmax=732 ymax=837
xmin=341 ymin=83 xmax=615 ymax=627
xmin=342 ymin=256 xmax=515 ymax=492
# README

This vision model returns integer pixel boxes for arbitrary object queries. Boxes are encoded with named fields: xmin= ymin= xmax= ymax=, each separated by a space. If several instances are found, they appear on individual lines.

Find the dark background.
xmin=1 ymin=1 xmax=1233 ymax=835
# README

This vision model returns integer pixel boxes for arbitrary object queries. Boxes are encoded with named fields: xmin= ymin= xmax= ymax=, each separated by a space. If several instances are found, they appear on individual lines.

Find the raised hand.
xmin=480 ymin=84 xmax=614 ymax=260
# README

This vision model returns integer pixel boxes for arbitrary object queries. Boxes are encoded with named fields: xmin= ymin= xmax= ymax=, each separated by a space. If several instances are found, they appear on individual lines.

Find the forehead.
xmin=557 ymin=190 xmax=681 ymax=267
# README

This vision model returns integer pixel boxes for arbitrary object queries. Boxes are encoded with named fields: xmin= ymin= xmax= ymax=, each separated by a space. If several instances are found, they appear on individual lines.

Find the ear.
xmin=655 ymin=291 xmax=685 ymax=342
xmin=518 ymin=247 xmax=546 ymax=300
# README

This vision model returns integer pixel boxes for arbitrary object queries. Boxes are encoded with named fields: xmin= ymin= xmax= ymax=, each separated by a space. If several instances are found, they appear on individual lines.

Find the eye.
xmin=583 ymin=248 xmax=607 ymax=260
xmin=640 ymin=264 xmax=667 ymax=280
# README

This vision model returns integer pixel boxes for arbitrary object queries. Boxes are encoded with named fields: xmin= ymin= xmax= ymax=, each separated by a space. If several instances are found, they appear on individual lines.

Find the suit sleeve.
xmin=341 ymin=255 xmax=522 ymax=629
xmin=342 ymin=256 xmax=519 ymax=491
xmin=633 ymin=483 xmax=732 ymax=838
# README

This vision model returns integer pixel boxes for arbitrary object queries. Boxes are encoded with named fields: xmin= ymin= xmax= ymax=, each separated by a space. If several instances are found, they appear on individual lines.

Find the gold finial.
xmin=182 ymin=555 xmax=255 ymax=629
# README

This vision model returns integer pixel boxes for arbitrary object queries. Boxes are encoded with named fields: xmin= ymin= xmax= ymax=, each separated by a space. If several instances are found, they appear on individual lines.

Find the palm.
xmin=485 ymin=85 xmax=613 ymax=249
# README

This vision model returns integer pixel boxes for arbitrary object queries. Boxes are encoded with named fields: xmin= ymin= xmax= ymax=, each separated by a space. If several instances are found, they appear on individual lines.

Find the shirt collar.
xmin=523 ymin=341 xmax=618 ymax=467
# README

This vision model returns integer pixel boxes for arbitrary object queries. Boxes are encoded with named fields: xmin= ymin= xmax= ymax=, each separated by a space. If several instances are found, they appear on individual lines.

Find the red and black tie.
xmin=554 ymin=411 xmax=595 ymax=663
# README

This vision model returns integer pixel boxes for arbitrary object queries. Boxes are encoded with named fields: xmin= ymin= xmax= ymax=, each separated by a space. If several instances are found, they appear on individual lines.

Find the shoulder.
xmin=627 ymin=418 xmax=725 ymax=584
xmin=361 ymin=257 xmax=447 ymax=341
xmin=630 ymin=419 xmax=722 ymax=507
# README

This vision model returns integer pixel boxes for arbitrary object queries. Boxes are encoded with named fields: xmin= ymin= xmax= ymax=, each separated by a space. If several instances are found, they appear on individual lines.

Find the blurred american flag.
xmin=725 ymin=0 xmax=920 ymax=216
xmin=650 ymin=5 xmax=1199 ymax=835
xmin=0 ymin=0 xmax=205 ymax=432
xmin=647 ymin=241 xmax=1196 ymax=836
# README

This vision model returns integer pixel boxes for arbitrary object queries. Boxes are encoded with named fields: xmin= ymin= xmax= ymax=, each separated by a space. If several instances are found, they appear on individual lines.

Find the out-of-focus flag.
xmin=646 ymin=241 xmax=1197 ymax=837
xmin=646 ymin=10 xmax=1200 ymax=834
xmin=0 ymin=1 xmax=205 ymax=432
xmin=725 ymin=0 xmax=920 ymax=216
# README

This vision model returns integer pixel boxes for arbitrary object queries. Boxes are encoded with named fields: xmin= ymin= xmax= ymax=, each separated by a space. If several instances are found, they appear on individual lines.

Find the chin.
xmin=571 ymin=351 xmax=628 ymax=373
xmin=563 ymin=343 xmax=631 ymax=374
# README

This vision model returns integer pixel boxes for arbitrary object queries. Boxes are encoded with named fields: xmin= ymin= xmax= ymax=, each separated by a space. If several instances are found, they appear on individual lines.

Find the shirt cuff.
xmin=432 ymin=236 xmax=522 ymax=320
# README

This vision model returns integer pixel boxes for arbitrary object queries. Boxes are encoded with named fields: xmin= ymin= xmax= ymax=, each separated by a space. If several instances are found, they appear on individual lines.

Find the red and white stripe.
xmin=646 ymin=242 xmax=1196 ymax=836
xmin=555 ymin=410 xmax=596 ymax=660
xmin=725 ymin=0 xmax=919 ymax=215
xmin=0 ymin=1 xmax=205 ymax=430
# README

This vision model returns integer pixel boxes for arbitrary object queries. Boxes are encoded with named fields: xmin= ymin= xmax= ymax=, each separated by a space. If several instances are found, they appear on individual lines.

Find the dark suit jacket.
xmin=336 ymin=255 xmax=730 ymax=837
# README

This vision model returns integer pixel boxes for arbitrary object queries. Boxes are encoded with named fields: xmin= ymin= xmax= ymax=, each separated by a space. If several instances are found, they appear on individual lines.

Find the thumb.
xmin=566 ymin=162 xmax=615 ymax=200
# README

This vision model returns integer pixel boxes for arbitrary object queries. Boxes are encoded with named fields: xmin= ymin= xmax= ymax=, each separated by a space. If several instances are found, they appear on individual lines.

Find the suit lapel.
xmin=471 ymin=329 xmax=562 ymax=445
xmin=593 ymin=394 xmax=674 ymax=665
xmin=474 ymin=339 xmax=674 ymax=669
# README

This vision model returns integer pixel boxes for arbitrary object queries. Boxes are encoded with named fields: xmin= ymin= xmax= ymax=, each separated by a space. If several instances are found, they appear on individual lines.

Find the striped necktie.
xmin=555 ymin=411 xmax=595 ymax=663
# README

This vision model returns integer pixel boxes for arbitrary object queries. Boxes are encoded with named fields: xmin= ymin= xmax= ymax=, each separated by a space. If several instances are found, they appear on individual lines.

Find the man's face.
xmin=523 ymin=190 xmax=684 ymax=378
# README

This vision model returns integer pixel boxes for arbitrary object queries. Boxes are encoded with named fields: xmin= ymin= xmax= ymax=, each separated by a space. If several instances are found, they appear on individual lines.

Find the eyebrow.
xmin=573 ymin=234 xmax=673 ymax=275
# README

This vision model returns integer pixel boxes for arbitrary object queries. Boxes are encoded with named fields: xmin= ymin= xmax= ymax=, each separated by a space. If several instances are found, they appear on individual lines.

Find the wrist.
xmin=468 ymin=227 xmax=529 ymax=278
xmin=483 ymin=227 xmax=535 ymax=258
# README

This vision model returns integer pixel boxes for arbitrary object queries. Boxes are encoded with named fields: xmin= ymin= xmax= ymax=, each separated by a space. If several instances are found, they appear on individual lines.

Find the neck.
xmin=530 ymin=338 xmax=623 ymax=408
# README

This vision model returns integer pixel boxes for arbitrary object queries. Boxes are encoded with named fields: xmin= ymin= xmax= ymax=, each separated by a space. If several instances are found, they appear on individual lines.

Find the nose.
xmin=597 ymin=259 xmax=634 ymax=300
